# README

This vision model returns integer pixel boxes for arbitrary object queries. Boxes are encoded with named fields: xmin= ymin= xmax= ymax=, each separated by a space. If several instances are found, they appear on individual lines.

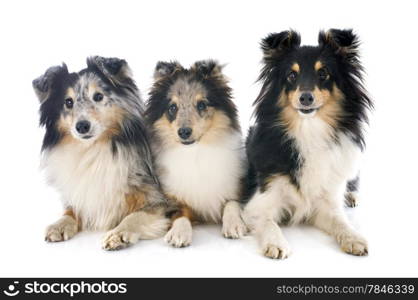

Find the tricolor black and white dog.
xmin=243 ymin=29 xmax=372 ymax=259
xmin=33 ymin=56 xmax=171 ymax=250
xmin=146 ymin=60 xmax=247 ymax=247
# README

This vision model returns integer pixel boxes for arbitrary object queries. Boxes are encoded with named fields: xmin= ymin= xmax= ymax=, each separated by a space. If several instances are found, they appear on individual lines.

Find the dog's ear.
xmin=261 ymin=30 xmax=301 ymax=59
xmin=87 ymin=56 xmax=132 ymax=86
xmin=319 ymin=29 xmax=360 ymax=62
xmin=154 ymin=61 xmax=182 ymax=80
xmin=32 ymin=64 xmax=69 ymax=103
xmin=192 ymin=59 xmax=225 ymax=79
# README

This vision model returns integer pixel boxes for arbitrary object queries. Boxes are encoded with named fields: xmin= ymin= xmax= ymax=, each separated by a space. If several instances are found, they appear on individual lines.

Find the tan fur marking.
xmin=57 ymin=116 xmax=72 ymax=141
xmin=315 ymin=84 xmax=343 ymax=128
xmin=96 ymin=106 xmax=124 ymax=143
xmin=65 ymin=88 xmax=76 ymax=100
xmin=291 ymin=63 xmax=300 ymax=73
xmin=165 ymin=194 xmax=194 ymax=223
xmin=195 ymin=93 xmax=204 ymax=101
xmin=277 ymin=89 xmax=301 ymax=134
xmin=277 ymin=84 xmax=344 ymax=133
xmin=177 ymin=206 xmax=194 ymax=221
xmin=171 ymin=95 xmax=179 ymax=103
xmin=199 ymin=110 xmax=233 ymax=144
xmin=125 ymin=191 xmax=146 ymax=214
xmin=153 ymin=116 xmax=176 ymax=147
xmin=63 ymin=208 xmax=82 ymax=230
xmin=314 ymin=61 xmax=323 ymax=71
xmin=88 ymin=82 xmax=98 ymax=93
xmin=63 ymin=209 xmax=76 ymax=219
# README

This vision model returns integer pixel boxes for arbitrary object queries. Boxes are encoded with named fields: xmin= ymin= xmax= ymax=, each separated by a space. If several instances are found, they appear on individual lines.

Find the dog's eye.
xmin=168 ymin=103 xmax=178 ymax=116
xmin=287 ymin=71 xmax=297 ymax=82
xmin=65 ymin=98 xmax=74 ymax=109
xmin=318 ymin=68 xmax=329 ymax=81
xmin=197 ymin=101 xmax=207 ymax=111
xmin=93 ymin=92 xmax=104 ymax=102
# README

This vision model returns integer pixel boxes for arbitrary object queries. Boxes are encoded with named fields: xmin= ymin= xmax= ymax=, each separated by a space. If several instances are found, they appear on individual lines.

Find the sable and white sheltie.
xmin=33 ymin=56 xmax=171 ymax=250
xmin=242 ymin=29 xmax=373 ymax=259
xmin=146 ymin=60 xmax=247 ymax=247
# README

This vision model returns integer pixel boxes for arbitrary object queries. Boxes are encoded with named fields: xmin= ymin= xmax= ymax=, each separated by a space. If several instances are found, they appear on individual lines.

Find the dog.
xmin=146 ymin=60 xmax=248 ymax=247
xmin=33 ymin=56 xmax=171 ymax=250
xmin=242 ymin=29 xmax=372 ymax=259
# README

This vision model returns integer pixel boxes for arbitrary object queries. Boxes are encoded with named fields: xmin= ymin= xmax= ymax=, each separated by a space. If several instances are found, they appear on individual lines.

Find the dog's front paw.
xmin=262 ymin=242 xmax=292 ymax=260
xmin=340 ymin=234 xmax=368 ymax=256
xmin=222 ymin=215 xmax=248 ymax=239
xmin=164 ymin=217 xmax=192 ymax=248
xmin=345 ymin=192 xmax=359 ymax=208
xmin=45 ymin=216 xmax=78 ymax=242
xmin=102 ymin=229 xmax=139 ymax=251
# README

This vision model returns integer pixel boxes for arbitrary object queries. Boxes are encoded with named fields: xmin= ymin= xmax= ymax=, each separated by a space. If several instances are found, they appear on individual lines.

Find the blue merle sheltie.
xmin=33 ymin=56 xmax=171 ymax=250
xmin=242 ymin=29 xmax=373 ymax=259
xmin=146 ymin=60 xmax=247 ymax=247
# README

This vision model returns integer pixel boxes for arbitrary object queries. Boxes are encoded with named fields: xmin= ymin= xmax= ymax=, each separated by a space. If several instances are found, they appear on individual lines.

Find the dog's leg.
xmin=222 ymin=200 xmax=247 ymax=239
xmin=312 ymin=205 xmax=368 ymax=256
xmin=164 ymin=205 xmax=193 ymax=248
xmin=345 ymin=176 xmax=360 ymax=207
xmin=102 ymin=209 xmax=169 ymax=251
xmin=257 ymin=219 xmax=291 ymax=259
xmin=45 ymin=208 xmax=79 ymax=242
xmin=243 ymin=177 xmax=293 ymax=259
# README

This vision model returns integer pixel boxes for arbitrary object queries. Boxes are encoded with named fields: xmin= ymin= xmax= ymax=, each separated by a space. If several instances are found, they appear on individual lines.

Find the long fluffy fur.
xmin=146 ymin=60 xmax=248 ymax=246
xmin=33 ymin=57 xmax=170 ymax=249
xmin=243 ymin=29 xmax=373 ymax=259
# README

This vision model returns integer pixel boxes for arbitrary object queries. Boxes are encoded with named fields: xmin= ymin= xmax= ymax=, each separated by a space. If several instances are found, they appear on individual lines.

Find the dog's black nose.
xmin=76 ymin=120 xmax=91 ymax=134
xmin=299 ymin=92 xmax=314 ymax=106
xmin=178 ymin=127 xmax=192 ymax=140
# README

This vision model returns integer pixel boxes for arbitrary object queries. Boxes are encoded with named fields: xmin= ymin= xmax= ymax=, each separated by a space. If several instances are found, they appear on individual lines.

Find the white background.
xmin=0 ymin=0 xmax=417 ymax=277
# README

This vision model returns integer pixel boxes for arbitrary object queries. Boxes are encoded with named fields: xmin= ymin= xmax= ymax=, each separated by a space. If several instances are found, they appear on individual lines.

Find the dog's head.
xmin=33 ymin=57 xmax=140 ymax=148
xmin=147 ymin=60 xmax=239 ymax=146
xmin=256 ymin=29 xmax=370 ymax=129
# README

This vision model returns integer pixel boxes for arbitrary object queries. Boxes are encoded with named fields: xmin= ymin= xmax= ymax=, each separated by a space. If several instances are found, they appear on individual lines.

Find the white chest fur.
xmin=42 ymin=142 xmax=130 ymax=230
xmin=157 ymin=132 xmax=245 ymax=222
xmin=294 ymin=118 xmax=361 ymax=202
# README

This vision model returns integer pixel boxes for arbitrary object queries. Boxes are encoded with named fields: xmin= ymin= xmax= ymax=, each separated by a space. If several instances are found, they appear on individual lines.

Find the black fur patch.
xmin=318 ymin=29 xmax=373 ymax=148
xmin=85 ymin=57 xmax=138 ymax=96
xmin=246 ymin=124 xmax=302 ymax=195
xmin=346 ymin=176 xmax=359 ymax=193
xmin=111 ymin=116 xmax=159 ymax=185
xmin=34 ymin=64 xmax=78 ymax=150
